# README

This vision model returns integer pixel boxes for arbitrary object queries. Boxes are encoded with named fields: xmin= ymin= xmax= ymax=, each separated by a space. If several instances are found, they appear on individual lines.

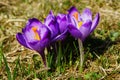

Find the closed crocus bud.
xmin=45 ymin=11 xmax=68 ymax=42
xmin=54 ymin=13 xmax=68 ymax=41
xmin=16 ymin=18 xmax=51 ymax=66
xmin=44 ymin=11 xmax=59 ymax=40
xmin=68 ymin=7 xmax=100 ymax=41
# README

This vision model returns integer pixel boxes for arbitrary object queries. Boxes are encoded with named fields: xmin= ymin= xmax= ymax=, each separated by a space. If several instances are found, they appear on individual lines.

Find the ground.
xmin=0 ymin=0 xmax=120 ymax=80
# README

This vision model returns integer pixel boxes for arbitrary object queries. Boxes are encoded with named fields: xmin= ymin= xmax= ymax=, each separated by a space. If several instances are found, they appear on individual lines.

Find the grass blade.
xmin=13 ymin=56 xmax=20 ymax=80
xmin=2 ymin=53 xmax=12 ymax=80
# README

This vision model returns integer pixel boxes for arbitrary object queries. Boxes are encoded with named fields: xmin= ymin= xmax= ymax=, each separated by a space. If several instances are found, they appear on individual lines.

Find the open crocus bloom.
xmin=68 ymin=7 xmax=100 ymax=41
xmin=16 ymin=18 xmax=50 ymax=66
xmin=45 ymin=11 xmax=68 ymax=42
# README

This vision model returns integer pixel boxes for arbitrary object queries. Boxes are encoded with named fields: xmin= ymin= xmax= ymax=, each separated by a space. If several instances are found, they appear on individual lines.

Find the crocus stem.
xmin=78 ymin=39 xmax=84 ymax=71
xmin=57 ymin=41 xmax=62 ymax=67
xmin=52 ymin=43 xmax=57 ymax=58
xmin=39 ymin=51 xmax=46 ymax=67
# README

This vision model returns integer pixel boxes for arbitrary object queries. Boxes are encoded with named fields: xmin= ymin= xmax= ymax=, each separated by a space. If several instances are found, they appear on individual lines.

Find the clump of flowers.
xmin=16 ymin=6 xmax=100 ymax=67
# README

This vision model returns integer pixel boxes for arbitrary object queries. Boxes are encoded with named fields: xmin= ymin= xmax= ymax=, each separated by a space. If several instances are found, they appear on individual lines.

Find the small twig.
xmin=0 ymin=36 xmax=9 ymax=42
xmin=24 ymin=67 xmax=50 ymax=80
xmin=99 ymin=66 xmax=107 ymax=80
xmin=114 ymin=64 xmax=120 ymax=71
xmin=100 ymin=8 xmax=120 ymax=19
xmin=93 ymin=52 xmax=100 ymax=59
xmin=54 ymin=72 xmax=73 ymax=80
xmin=74 ymin=61 xmax=79 ymax=71
xmin=0 ymin=2 xmax=9 ymax=7
xmin=99 ymin=66 xmax=107 ymax=75
xmin=100 ymin=8 xmax=120 ymax=16
xmin=3 ymin=19 xmax=26 ymax=27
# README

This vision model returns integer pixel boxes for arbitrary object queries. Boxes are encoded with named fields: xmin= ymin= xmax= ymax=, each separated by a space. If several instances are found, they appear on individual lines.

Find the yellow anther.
xmin=73 ymin=12 xmax=83 ymax=28
xmin=32 ymin=27 xmax=40 ymax=40
xmin=78 ymin=21 xmax=83 ymax=28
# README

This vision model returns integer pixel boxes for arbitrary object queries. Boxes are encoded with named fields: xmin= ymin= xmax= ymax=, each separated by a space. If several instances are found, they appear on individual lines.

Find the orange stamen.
xmin=32 ymin=27 xmax=40 ymax=40
xmin=73 ymin=12 xmax=79 ymax=21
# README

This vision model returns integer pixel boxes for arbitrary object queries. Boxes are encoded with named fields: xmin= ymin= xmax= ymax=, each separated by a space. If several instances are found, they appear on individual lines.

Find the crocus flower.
xmin=16 ymin=18 xmax=50 ymax=66
xmin=55 ymin=13 xmax=68 ymax=41
xmin=44 ymin=11 xmax=59 ymax=41
xmin=68 ymin=7 xmax=100 ymax=41
xmin=44 ymin=11 xmax=68 ymax=42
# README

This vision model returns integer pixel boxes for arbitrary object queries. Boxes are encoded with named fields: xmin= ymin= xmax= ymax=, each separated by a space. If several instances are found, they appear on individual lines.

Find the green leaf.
xmin=2 ymin=53 xmax=12 ymax=80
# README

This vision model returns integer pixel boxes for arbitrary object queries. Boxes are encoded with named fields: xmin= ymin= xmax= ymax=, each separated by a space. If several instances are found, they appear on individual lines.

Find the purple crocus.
xmin=55 ymin=13 xmax=68 ymax=41
xmin=68 ymin=7 xmax=100 ymax=41
xmin=16 ymin=18 xmax=50 ymax=66
xmin=45 ymin=11 xmax=68 ymax=42
xmin=44 ymin=11 xmax=59 ymax=41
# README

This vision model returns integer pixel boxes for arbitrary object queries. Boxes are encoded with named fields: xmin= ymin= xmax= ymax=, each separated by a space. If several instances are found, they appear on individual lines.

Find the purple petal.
xmin=28 ymin=38 xmax=49 ymax=51
xmin=44 ymin=11 xmax=59 ymax=39
xmin=23 ymin=18 xmax=42 ymax=32
xmin=68 ymin=7 xmax=82 ymax=21
xmin=68 ymin=24 xmax=82 ymax=38
xmin=38 ymin=24 xmax=51 ymax=40
xmin=27 ymin=25 xmax=50 ymax=51
xmin=24 ymin=30 xmax=35 ymax=42
xmin=90 ymin=13 xmax=100 ymax=33
xmin=22 ymin=18 xmax=42 ymax=42
xmin=44 ymin=10 xmax=54 ymax=26
xmin=57 ymin=14 xmax=68 ymax=33
xmin=57 ymin=13 xmax=65 ymax=23
xmin=79 ymin=20 xmax=92 ymax=40
xmin=16 ymin=33 xmax=32 ymax=49
xmin=68 ymin=14 xmax=78 ymax=28
xmin=81 ymin=8 xmax=92 ymax=22
xmin=52 ymin=29 xmax=68 ymax=42
xmin=47 ymin=20 xmax=59 ymax=38
xmin=68 ymin=6 xmax=78 ymax=16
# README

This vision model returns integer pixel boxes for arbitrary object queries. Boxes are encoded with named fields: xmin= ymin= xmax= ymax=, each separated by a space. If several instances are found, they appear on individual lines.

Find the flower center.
xmin=32 ymin=27 xmax=40 ymax=40
xmin=73 ymin=12 xmax=83 ymax=28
